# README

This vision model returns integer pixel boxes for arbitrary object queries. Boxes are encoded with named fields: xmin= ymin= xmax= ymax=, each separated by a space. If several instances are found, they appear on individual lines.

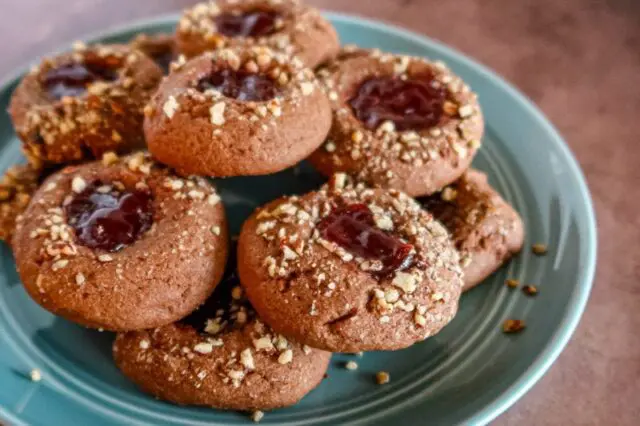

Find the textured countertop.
xmin=1 ymin=1 xmax=638 ymax=425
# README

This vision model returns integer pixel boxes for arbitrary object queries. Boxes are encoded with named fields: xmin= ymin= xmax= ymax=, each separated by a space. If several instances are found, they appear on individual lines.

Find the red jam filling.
xmin=196 ymin=69 xmax=280 ymax=102
xmin=65 ymin=181 xmax=153 ymax=252
xmin=317 ymin=203 xmax=414 ymax=275
xmin=349 ymin=75 xmax=447 ymax=131
xmin=43 ymin=58 xmax=120 ymax=100
xmin=214 ymin=10 xmax=281 ymax=38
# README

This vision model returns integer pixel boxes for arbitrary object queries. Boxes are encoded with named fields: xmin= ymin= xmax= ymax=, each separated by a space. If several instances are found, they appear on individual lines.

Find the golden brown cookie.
xmin=113 ymin=250 xmax=330 ymax=411
xmin=237 ymin=174 xmax=464 ymax=353
xmin=308 ymin=48 xmax=484 ymax=197
xmin=8 ymin=43 xmax=163 ymax=169
xmin=12 ymin=152 xmax=228 ymax=331
xmin=176 ymin=0 xmax=339 ymax=69
xmin=144 ymin=46 xmax=331 ymax=177
xmin=421 ymin=169 xmax=524 ymax=291
xmin=130 ymin=33 xmax=177 ymax=74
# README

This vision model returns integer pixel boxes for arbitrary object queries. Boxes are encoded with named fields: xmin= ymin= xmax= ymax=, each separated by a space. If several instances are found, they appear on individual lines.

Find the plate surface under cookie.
xmin=0 ymin=13 xmax=596 ymax=426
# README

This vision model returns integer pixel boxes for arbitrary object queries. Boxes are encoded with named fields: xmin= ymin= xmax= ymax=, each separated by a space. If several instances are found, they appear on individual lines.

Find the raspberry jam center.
xmin=65 ymin=181 xmax=153 ymax=252
xmin=215 ymin=10 xmax=281 ymax=38
xmin=43 ymin=58 xmax=120 ymax=100
xmin=349 ymin=76 xmax=447 ymax=131
xmin=196 ymin=69 xmax=280 ymax=102
xmin=317 ymin=203 xmax=414 ymax=275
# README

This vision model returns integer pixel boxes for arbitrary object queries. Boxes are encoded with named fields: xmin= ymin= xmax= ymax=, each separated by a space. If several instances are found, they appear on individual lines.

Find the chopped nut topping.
xmin=193 ymin=342 xmax=214 ymax=354
xmin=345 ymin=361 xmax=358 ymax=370
xmin=502 ymin=319 xmax=526 ymax=333
xmin=75 ymin=272 xmax=85 ymax=286
xmin=532 ymin=243 xmax=548 ymax=255
xmin=210 ymin=101 xmax=226 ymax=125
xmin=163 ymin=96 xmax=179 ymax=119
xmin=251 ymin=411 xmax=264 ymax=423
xmin=139 ymin=339 xmax=150 ymax=350
xmin=71 ymin=176 xmax=87 ymax=193
xmin=375 ymin=371 xmax=390 ymax=385
xmin=30 ymin=369 xmax=42 ymax=382
xmin=277 ymin=349 xmax=293 ymax=364
xmin=505 ymin=279 xmax=520 ymax=288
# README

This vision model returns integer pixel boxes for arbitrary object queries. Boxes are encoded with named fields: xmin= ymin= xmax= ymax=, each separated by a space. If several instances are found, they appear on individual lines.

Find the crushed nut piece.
xmin=532 ymin=243 xmax=548 ymax=255
xmin=502 ymin=319 xmax=526 ymax=333
xmin=278 ymin=349 xmax=293 ymax=364
xmin=505 ymin=279 xmax=520 ymax=288
xmin=375 ymin=371 xmax=390 ymax=385
xmin=30 ymin=369 xmax=42 ymax=382
xmin=345 ymin=361 xmax=358 ymax=370
xmin=251 ymin=411 xmax=264 ymax=423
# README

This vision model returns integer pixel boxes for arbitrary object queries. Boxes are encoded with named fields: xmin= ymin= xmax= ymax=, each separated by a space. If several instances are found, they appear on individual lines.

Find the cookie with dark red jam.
xmin=8 ymin=43 xmax=163 ymax=169
xmin=113 ymin=250 xmax=330 ymax=411
xmin=144 ymin=46 xmax=331 ymax=177
xmin=309 ymin=49 xmax=484 ymax=197
xmin=130 ymin=33 xmax=177 ymax=74
xmin=12 ymin=152 xmax=228 ymax=331
xmin=237 ymin=174 xmax=464 ymax=352
xmin=176 ymin=0 xmax=339 ymax=69
xmin=421 ymin=169 xmax=524 ymax=292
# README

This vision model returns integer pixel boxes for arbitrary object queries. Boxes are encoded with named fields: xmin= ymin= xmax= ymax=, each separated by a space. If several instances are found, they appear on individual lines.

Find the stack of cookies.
xmin=1 ymin=0 xmax=524 ymax=417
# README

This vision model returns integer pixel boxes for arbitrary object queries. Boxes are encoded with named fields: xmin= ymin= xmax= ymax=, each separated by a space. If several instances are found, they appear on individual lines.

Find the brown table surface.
xmin=1 ymin=1 xmax=638 ymax=425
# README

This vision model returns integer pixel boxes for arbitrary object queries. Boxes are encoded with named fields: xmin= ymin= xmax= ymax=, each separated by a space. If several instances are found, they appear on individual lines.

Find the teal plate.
xmin=0 ymin=13 xmax=596 ymax=426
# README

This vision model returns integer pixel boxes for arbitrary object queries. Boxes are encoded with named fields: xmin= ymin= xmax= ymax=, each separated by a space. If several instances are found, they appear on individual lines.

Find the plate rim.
xmin=0 ymin=10 xmax=597 ymax=426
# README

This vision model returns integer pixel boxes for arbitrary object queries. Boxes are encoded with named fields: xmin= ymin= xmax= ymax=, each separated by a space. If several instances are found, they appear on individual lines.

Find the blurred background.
xmin=1 ymin=1 xmax=638 ymax=424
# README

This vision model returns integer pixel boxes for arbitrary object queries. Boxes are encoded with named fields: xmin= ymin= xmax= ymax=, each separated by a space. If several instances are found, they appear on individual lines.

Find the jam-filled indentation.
xmin=317 ymin=203 xmax=414 ymax=276
xmin=65 ymin=181 xmax=153 ymax=252
xmin=349 ymin=75 xmax=447 ymax=131
xmin=43 ymin=56 xmax=122 ymax=100
xmin=214 ymin=10 xmax=281 ymax=38
xmin=196 ymin=68 xmax=280 ymax=102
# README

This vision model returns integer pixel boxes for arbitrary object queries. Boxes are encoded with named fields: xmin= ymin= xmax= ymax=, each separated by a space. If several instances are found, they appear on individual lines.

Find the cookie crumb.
xmin=30 ymin=369 xmax=42 ymax=382
xmin=375 ymin=371 xmax=390 ymax=385
xmin=505 ymin=279 xmax=519 ymax=288
xmin=522 ymin=285 xmax=538 ymax=296
xmin=345 ymin=361 xmax=358 ymax=370
xmin=502 ymin=319 xmax=526 ymax=333
xmin=251 ymin=410 xmax=264 ymax=423
xmin=531 ymin=243 xmax=548 ymax=255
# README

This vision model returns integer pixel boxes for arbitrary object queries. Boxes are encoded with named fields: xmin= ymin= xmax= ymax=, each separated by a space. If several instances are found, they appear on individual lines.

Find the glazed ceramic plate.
xmin=0 ymin=12 xmax=596 ymax=426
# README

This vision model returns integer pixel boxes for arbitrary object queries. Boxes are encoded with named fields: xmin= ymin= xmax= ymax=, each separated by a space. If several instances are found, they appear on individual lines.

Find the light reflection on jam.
xmin=214 ymin=10 xmax=281 ymax=38
xmin=65 ymin=181 xmax=153 ymax=252
xmin=317 ymin=203 xmax=414 ymax=276
xmin=43 ymin=58 xmax=120 ymax=100
xmin=196 ymin=68 xmax=280 ymax=102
